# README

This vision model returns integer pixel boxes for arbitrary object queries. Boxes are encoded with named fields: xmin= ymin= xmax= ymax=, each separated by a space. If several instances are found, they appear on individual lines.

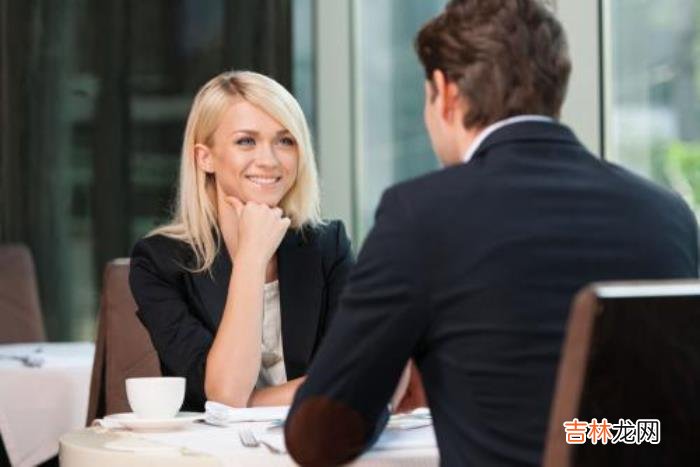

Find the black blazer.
xmin=286 ymin=121 xmax=700 ymax=466
xmin=129 ymin=220 xmax=353 ymax=412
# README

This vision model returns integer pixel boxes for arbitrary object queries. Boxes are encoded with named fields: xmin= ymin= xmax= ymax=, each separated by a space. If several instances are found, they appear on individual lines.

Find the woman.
xmin=129 ymin=71 xmax=353 ymax=411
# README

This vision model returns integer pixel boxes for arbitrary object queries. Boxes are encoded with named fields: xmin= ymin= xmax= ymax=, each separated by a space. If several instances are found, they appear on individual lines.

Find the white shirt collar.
xmin=462 ymin=115 xmax=556 ymax=163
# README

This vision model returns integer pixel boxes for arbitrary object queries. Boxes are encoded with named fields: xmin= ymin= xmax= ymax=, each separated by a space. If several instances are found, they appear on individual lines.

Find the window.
xmin=354 ymin=0 xmax=446 ymax=238
xmin=0 ymin=0 xmax=303 ymax=340
xmin=603 ymin=0 xmax=700 ymax=215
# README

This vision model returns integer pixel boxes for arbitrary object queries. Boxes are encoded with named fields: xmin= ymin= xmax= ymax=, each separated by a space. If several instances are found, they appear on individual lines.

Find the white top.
xmin=256 ymin=280 xmax=287 ymax=388
xmin=462 ymin=114 xmax=556 ymax=163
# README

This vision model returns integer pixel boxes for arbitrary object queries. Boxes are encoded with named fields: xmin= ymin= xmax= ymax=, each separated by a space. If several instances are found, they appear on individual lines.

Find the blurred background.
xmin=0 ymin=0 xmax=699 ymax=342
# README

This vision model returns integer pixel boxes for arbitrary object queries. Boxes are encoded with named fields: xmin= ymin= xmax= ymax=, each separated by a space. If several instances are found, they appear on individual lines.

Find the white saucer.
xmin=104 ymin=412 xmax=205 ymax=431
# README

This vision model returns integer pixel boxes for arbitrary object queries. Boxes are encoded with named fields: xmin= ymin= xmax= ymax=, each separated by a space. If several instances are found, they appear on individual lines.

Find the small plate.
xmin=104 ymin=412 xmax=205 ymax=431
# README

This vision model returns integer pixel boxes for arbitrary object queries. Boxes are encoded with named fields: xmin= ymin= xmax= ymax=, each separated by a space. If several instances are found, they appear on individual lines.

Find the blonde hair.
xmin=149 ymin=71 xmax=322 ymax=272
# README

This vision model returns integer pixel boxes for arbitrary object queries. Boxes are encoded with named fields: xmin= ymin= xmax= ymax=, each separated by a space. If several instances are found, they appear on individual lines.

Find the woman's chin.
xmin=242 ymin=194 xmax=282 ymax=207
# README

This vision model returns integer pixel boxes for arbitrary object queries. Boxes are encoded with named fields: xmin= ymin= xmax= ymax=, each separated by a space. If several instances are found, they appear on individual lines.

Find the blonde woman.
xmin=129 ymin=71 xmax=353 ymax=411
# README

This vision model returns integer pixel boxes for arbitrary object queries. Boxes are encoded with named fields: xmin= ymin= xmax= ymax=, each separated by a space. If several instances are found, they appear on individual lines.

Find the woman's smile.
xmin=246 ymin=175 xmax=282 ymax=187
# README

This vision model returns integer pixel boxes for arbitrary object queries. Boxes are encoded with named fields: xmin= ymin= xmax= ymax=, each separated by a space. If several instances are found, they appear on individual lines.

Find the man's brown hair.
xmin=415 ymin=0 xmax=571 ymax=129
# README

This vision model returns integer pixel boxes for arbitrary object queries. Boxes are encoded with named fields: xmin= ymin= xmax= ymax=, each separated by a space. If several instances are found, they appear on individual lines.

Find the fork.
xmin=238 ymin=429 xmax=284 ymax=454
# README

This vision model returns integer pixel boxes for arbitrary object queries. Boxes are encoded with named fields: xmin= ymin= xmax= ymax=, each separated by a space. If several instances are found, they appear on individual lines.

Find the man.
xmin=285 ymin=1 xmax=699 ymax=465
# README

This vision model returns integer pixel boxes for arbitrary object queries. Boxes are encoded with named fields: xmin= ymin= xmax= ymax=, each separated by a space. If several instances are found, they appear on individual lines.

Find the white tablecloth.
xmin=61 ymin=419 xmax=439 ymax=466
xmin=0 ymin=342 xmax=94 ymax=467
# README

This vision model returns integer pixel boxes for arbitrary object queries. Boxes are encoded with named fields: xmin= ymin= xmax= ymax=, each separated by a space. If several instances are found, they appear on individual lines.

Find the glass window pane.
xmin=1 ymin=0 xmax=305 ymax=341
xmin=604 ymin=0 xmax=700 ymax=214
xmin=355 ymin=0 xmax=446 ymax=239
xmin=293 ymin=0 xmax=316 ymax=134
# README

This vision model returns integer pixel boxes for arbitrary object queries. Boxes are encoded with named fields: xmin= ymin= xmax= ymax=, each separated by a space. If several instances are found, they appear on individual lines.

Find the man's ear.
xmin=194 ymin=143 xmax=215 ymax=174
xmin=443 ymin=81 xmax=462 ymax=124
xmin=431 ymin=69 xmax=461 ymax=123
xmin=430 ymin=69 xmax=447 ymax=117
xmin=425 ymin=77 xmax=438 ymax=103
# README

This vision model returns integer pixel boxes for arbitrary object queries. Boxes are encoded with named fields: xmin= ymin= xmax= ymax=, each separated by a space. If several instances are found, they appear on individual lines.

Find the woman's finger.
xmin=280 ymin=217 xmax=291 ymax=230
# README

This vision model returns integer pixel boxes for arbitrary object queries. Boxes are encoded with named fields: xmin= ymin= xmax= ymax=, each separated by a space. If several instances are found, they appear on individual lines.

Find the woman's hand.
xmin=215 ymin=182 xmax=290 ymax=265
xmin=226 ymin=196 xmax=291 ymax=267
xmin=390 ymin=360 xmax=427 ymax=413
xmin=248 ymin=376 xmax=307 ymax=407
xmin=216 ymin=188 xmax=241 ymax=259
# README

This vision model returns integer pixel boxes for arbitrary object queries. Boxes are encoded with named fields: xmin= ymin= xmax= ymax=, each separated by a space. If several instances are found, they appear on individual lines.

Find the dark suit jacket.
xmin=285 ymin=121 xmax=700 ymax=466
xmin=129 ymin=220 xmax=353 ymax=412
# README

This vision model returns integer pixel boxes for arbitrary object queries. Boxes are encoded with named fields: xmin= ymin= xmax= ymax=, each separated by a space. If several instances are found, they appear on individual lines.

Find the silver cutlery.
xmin=239 ymin=429 xmax=284 ymax=454
xmin=0 ymin=354 xmax=44 ymax=367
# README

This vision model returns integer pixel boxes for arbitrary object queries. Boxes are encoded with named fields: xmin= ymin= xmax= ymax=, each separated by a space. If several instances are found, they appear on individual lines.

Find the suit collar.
xmin=462 ymin=115 xmax=555 ymax=162
xmin=470 ymin=120 xmax=583 ymax=162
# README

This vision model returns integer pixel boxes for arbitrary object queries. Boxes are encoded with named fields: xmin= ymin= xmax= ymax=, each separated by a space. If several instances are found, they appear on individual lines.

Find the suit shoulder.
xmin=131 ymin=233 xmax=190 ymax=259
xmin=605 ymin=161 xmax=695 ymax=216
xmin=392 ymin=161 xmax=480 ymax=193
xmin=130 ymin=234 xmax=193 ymax=277
xmin=381 ymin=165 xmax=475 ymax=215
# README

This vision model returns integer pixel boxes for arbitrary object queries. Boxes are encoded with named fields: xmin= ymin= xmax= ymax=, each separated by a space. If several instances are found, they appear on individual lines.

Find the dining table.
xmin=0 ymin=341 xmax=95 ymax=467
xmin=60 ymin=411 xmax=439 ymax=466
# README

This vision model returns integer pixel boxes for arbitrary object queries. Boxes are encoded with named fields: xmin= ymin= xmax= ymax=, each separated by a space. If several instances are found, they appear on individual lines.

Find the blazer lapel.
xmin=278 ymin=229 xmax=324 ymax=379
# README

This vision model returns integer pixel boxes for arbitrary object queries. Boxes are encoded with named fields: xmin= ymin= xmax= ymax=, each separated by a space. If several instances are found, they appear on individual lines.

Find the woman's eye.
xmin=278 ymin=136 xmax=296 ymax=146
xmin=236 ymin=137 xmax=255 ymax=146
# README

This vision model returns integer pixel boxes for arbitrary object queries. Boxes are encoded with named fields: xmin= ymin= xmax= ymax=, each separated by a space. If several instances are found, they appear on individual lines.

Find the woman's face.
xmin=198 ymin=99 xmax=299 ymax=207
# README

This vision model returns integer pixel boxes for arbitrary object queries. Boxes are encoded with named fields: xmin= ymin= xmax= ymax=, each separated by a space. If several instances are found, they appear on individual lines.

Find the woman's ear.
xmin=194 ymin=143 xmax=215 ymax=174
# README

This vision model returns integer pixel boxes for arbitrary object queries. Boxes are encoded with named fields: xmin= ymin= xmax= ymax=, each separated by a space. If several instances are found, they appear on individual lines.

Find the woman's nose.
xmin=255 ymin=144 xmax=280 ymax=166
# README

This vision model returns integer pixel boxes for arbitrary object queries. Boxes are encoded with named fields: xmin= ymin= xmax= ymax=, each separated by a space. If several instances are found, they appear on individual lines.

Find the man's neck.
xmin=453 ymin=126 xmax=484 ymax=165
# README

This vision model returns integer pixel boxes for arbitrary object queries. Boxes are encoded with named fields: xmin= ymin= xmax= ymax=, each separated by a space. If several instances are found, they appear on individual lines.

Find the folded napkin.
xmin=91 ymin=418 xmax=127 ymax=430
xmin=373 ymin=424 xmax=437 ymax=450
xmin=204 ymin=401 xmax=289 ymax=426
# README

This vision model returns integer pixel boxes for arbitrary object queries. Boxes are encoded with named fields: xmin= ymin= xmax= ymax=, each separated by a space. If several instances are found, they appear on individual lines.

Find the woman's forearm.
xmin=205 ymin=254 xmax=266 ymax=407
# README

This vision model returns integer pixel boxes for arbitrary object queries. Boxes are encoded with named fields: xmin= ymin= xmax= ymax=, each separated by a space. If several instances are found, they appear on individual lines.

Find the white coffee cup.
xmin=125 ymin=377 xmax=185 ymax=419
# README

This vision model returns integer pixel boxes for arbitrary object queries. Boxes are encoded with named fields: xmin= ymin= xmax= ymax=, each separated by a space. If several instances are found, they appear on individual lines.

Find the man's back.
xmin=391 ymin=121 xmax=698 ymax=465
xmin=286 ymin=120 xmax=698 ymax=467
xmin=285 ymin=2 xmax=700 ymax=465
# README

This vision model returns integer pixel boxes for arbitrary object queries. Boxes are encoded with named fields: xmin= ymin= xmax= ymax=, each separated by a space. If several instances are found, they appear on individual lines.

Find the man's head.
xmin=415 ymin=0 xmax=571 ymax=165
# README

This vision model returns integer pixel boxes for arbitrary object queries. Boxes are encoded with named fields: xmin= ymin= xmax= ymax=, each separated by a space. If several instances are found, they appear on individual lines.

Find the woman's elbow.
xmin=204 ymin=378 xmax=251 ymax=408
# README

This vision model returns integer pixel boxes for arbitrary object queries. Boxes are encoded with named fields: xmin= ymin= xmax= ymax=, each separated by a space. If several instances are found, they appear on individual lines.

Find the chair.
xmin=86 ymin=259 xmax=161 ymax=424
xmin=0 ymin=244 xmax=45 ymax=343
xmin=543 ymin=280 xmax=700 ymax=467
